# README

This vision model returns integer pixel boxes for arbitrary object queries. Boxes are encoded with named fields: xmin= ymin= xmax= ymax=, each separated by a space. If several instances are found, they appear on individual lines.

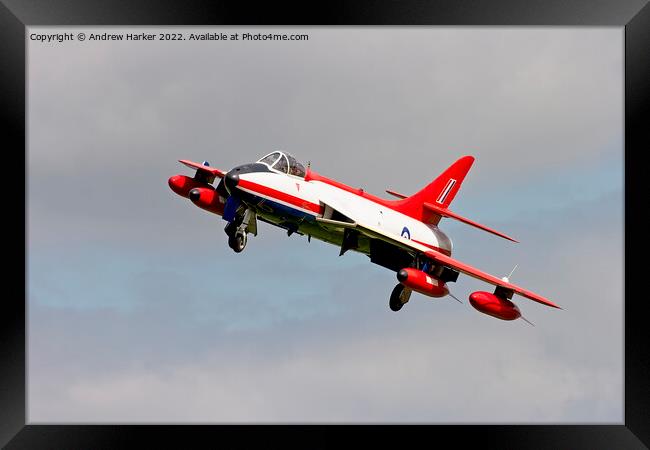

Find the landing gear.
xmin=389 ymin=284 xmax=412 ymax=312
xmin=225 ymin=221 xmax=247 ymax=253
xmin=224 ymin=208 xmax=256 ymax=253
xmin=228 ymin=231 xmax=247 ymax=253
xmin=224 ymin=221 xmax=238 ymax=238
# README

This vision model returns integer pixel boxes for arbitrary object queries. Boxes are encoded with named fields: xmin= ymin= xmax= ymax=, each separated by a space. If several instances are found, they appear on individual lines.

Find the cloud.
xmin=36 ymin=331 xmax=618 ymax=423
xmin=28 ymin=191 xmax=622 ymax=423
xmin=28 ymin=28 xmax=621 ymax=217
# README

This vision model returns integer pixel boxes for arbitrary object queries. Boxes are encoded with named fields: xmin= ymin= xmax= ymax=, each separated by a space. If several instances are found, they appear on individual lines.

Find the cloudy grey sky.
xmin=27 ymin=27 xmax=623 ymax=423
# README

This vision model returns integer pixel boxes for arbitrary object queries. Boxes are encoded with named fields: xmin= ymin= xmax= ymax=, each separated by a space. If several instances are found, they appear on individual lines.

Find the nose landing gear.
xmin=224 ymin=208 xmax=256 ymax=253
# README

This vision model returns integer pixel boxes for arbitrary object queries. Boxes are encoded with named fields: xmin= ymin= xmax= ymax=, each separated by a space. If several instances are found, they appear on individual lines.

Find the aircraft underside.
xmin=229 ymin=189 xmax=373 ymax=256
xmin=228 ymin=191 xmax=460 ymax=312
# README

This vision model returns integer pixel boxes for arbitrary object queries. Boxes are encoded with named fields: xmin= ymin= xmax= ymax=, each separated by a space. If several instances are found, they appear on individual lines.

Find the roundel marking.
xmin=401 ymin=226 xmax=411 ymax=239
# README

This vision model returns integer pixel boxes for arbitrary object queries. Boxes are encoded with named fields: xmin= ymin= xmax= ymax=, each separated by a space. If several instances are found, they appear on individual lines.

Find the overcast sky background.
xmin=27 ymin=27 xmax=623 ymax=423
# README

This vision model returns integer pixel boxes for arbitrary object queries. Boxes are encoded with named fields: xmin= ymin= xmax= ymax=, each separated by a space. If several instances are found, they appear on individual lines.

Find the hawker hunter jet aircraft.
xmin=168 ymin=151 xmax=560 ymax=323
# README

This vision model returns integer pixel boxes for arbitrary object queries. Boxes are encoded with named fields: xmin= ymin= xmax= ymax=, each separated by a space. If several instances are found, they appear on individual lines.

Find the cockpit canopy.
xmin=257 ymin=151 xmax=306 ymax=177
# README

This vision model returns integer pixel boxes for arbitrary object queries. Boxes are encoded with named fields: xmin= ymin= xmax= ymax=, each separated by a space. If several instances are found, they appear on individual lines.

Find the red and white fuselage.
xmin=235 ymin=168 xmax=453 ymax=256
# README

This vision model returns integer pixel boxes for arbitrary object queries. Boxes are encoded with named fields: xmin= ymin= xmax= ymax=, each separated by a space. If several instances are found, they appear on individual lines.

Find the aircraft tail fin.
xmin=391 ymin=156 xmax=474 ymax=224
xmin=390 ymin=156 xmax=517 ymax=242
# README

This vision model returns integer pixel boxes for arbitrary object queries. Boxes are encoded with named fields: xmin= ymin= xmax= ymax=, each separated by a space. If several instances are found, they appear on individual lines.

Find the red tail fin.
xmin=392 ymin=156 xmax=474 ymax=223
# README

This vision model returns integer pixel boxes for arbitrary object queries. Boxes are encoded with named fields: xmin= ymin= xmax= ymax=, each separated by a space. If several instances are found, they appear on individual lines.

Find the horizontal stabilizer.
xmin=385 ymin=189 xmax=407 ymax=199
xmin=423 ymin=202 xmax=518 ymax=243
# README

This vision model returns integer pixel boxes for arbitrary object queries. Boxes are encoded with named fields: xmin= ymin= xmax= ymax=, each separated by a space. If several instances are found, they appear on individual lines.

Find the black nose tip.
xmin=397 ymin=269 xmax=408 ymax=282
xmin=189 ymin=188 xmax=201 ymax=202
xmin=224 ymin=172 xmax=240 ymax=194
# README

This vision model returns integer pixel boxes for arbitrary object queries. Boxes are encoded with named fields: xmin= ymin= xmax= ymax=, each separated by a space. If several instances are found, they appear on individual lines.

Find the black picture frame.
xmin=2 ymin=1 xmax=648 ymax=448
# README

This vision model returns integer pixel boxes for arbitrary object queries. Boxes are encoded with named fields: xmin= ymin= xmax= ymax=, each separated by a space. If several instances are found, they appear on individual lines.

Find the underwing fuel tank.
xmin=469 ymin=291 xmax=521 ymax=321
xmin=168 ymin=174 xmax=210 ymax=198
xmin=188 ymin=187 xmax=226 ymax=216
xmin=397 ymin=268 xmax=449 ymax=298
xmin=168 ymin=175 xmax=225 ymax=216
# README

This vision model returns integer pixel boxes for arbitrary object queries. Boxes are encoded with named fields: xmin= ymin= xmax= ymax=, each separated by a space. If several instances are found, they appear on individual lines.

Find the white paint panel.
xmin=237 ymin=171 xmax=453 ymax=255
xmin=311 ymin=181 xmax=453 ymax=254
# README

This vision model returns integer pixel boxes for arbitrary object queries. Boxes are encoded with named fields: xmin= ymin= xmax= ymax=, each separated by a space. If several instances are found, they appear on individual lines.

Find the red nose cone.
xmin=469 ymin=291 xmax=490 ymax=306
xmin=168 ymin=174 xmax=190 ymax=197
xmin=469 ymin=291 xmax=521 ymax=321
xmin=397 ymin=268 xmax=448 ymax=298
xmin=168 ymin=174 xmax=213 ymax=199
xmin=189 ymin=187 xmax=216 ymax=206
xmin=188 ymin=187 xmax=225 ymax=215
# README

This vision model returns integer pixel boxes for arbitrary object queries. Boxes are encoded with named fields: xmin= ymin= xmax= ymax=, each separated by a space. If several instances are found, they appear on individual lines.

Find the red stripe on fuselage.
xmin=305 ymin=169 xmax=399 ymax=209
xmin=238 ymin=179 xmax=324 ymax=214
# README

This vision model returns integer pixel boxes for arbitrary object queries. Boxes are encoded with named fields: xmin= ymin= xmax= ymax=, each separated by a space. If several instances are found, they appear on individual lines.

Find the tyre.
xmin=389 ymin=284 xmax=405 ymax=312
xmin=229 ymin=232 xmax=247 ymax=253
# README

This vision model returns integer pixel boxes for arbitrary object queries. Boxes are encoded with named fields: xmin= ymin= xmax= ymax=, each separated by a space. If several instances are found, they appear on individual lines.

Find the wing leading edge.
xmin=179 ymin=159 xmax=226 ymax=178
xmin=316 ymin=200 xmax=559 ymax=309
xmin=422 ymin=249 xmax=560 ymax=309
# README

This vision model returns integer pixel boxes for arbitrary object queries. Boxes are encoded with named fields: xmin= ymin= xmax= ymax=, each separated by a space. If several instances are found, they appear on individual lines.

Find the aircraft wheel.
xmin=389 ymin=284 xmax=406 ymax=312
xmin=229 ymin=232 xmax=247 ymax=253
